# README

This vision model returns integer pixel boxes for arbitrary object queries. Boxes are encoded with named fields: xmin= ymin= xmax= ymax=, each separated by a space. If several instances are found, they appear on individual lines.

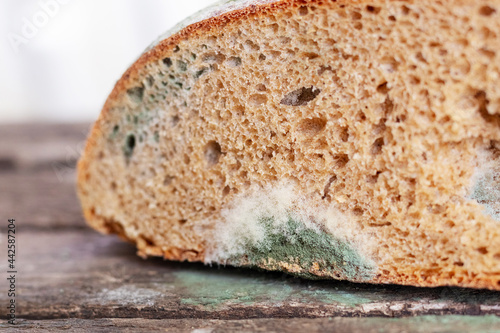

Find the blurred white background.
xmin=0 ymin=0 xmax=214 ymax=123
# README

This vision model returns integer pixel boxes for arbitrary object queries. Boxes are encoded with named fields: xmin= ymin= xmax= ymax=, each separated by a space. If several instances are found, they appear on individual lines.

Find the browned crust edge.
xmin=76 ymin=0 xmax=500 ymax=290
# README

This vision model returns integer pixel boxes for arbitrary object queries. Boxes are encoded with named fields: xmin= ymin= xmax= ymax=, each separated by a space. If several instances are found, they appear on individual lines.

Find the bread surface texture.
xmin=77 ymin=0 xmax=500 ymax=290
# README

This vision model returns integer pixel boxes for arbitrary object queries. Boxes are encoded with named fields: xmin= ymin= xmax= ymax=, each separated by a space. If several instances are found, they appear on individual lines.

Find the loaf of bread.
xmin=77 ymin=0 xmax=500 ymax=290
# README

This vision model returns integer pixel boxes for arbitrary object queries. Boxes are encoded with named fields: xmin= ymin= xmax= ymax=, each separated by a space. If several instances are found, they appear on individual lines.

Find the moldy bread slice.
xmin=78 ymin=0 xmax=500 ymax=290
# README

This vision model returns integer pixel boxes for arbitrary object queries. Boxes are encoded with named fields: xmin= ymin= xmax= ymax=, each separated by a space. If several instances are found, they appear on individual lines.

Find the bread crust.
xmin=77 ymin=0 xmax=500 ymax=290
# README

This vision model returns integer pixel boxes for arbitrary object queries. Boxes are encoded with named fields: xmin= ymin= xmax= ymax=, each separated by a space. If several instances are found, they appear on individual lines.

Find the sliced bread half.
xmin=77 ymin=0 xmax=500 ymax=289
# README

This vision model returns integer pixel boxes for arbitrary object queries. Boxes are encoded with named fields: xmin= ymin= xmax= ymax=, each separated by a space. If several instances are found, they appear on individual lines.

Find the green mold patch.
xmin=173 ymin=269 xmax=373 ymax=310
xmin=379 ymin=315 xmax=500 ymax=333
xmin=207 ymin=184 xmax=377 ymax=281
xmin=108 ymin=125 xmax=120 ymax=140
xmin=470 ymin=169 xmax=500 ymax=221
xmin=107 ymin=107 xmax=161 ymax=162
xmin=229 ymin=216 xmax=375 ymax=281
xmin=174 ymin=270 xmax=294 ymax=309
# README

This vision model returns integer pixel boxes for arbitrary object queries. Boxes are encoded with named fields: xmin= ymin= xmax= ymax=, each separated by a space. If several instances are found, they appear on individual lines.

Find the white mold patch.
xmin=469 ymin=148 xmax=500 ymax=221
xmin=203 ymin=181 xmax=376 ymax=275
xmin=93 ymin=285 xmax=162 ymax=306
xmin=146 ymin=0 xmax=279 ymax=52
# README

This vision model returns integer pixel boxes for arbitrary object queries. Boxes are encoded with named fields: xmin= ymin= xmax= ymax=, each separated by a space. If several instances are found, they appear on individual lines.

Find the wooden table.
xmin=0 ymin=123 xmax=499 ymax=332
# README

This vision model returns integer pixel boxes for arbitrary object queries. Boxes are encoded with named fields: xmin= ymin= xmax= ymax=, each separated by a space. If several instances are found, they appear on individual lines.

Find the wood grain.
xmin=0 ymin=123 xmax=90 ymax=229
xmin=0 ymin=123 xmax=499 ymax=331
xmin=2 ymin=316 xmax=500 ymax=333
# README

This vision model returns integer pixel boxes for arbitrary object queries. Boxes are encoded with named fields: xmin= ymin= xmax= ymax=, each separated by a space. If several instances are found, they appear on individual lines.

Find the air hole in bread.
xmin=408 ymin=76 xmax=421 ymax=85
xmin=415 ymin=52 xmax=427 ymax=63
xmin=298 ymin=117 xmax=327 ymax=136
xmin=145 ymin=75 xmax=154 ymax=87
xmin=401 ymin=5 xmax=410 ymax=15
xmin=380 ymin=56 xmax=398 ymax=73
xmin=444 ymin=220 xmax=455 ymax=229
xmin=268 ymin=50 xmax=281 ymax=59
xmin=227 ymin=56 xmax=242 ymax=67
xmin=353 ymin=207 xmax=364 ymax=216
xmin=377 ymin=82 xmax=390 ymax=94
xmin=123 ymin=134 xmax=136 ymax=159
xmin=323 ymin=175 xmax=337 ymax=199
xmin=473 ymin=90 xmax=500 ymax=125
xmin=202 ymin=52 xmax=226 ymax=64
xmin=303 ymin=52 xmax=320 ymax=59
xmin=351 ymin=11 xmax=362 ymax=20
xmin=479 ymin=5 xmax=496 ymax=16
xmin=256 ymin=84 xmax=267 ymax=92
xmin=177 ymin=60 xmax=188 ymax=72
xmin=171 ymin=115 xmax=180 ymax=127
xmin=244 ymin=40 xmax=260 ymax=52
xmin=356 ymin=111 xmax=367 ymax=122
xmin=333 ymin=153 xmax=349 ymax=168
xmin=163 ymin=57 xmax=173 ymax=67
xmin=372 ymin=121 xmax=387 ymax=136
xmin=298 ymin=6 xmax=308 ymax=16
xmin=371 ymin=138 xmax=385 ymax=155
xmin=339 ymin=126 xmax=349 ymax=142
xmin=163 ymin=175 xmax=175 ymax=186
xmin=279 ymin=37 xmax=291 ymax=44
xmin=367 ymin=171 xmax=381 ymax=184
xmin=126 ymin=86 xmax=144 ymax=104
xmin=204 ymin=141 xmax=222 ymax=167
xmin=249 ymin=94 xmax=268 ymax=106
xmin=480 ymin=48 xmax=496 ymax=59
xmin=477 ymin=247 xmax=489 ymax=255
xmin=366 ymin=5 xmax=381 ymax=14
xmin=429 ymin=204 xmax=446 ymax=215
xmin=318 ymin=65 xmax=332 ymax=75
xmin=280 ymin=86 xmax=321 ymax=106
xmin=195 ymin=67 xmax=209 ymax=78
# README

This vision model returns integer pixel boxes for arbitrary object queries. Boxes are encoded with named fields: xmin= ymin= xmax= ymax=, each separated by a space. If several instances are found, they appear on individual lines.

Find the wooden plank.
xmin=0 ymin=229 xmax=499 ymax=321
xmin=0 ymin=123 xmax=90 ymax=229
xmin=0 ymin=123 xmax=91 ymax=172
xmin=3 ymin=316 xmax=500 ymax=333
xmin=0 ymin=170 xmax=87 ymax=228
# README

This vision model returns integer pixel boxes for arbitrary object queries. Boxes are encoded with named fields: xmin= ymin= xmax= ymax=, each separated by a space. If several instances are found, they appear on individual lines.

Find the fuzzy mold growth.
xmin=238 ymin=216 xmax=375 ymax=280
xmin=469 ymin=146 xmax=500 ymax=222
xmin=204 ymin=183 xmax=376 ymax=281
